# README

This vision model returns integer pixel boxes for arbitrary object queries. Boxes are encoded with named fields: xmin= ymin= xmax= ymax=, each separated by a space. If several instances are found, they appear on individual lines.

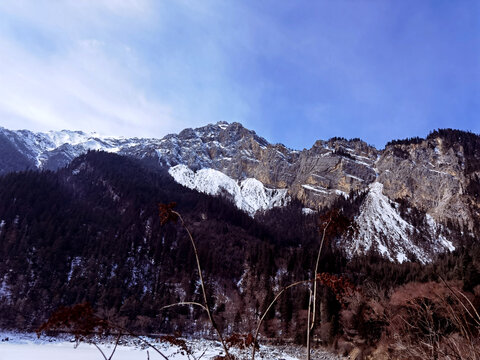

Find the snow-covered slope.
xmin=0 ymin=127 xmax=147 ymax=170
xmin=168 ymin=164 xmax=289 ymax=216
xmin=348 ymin=182 xmax=454 ymax=263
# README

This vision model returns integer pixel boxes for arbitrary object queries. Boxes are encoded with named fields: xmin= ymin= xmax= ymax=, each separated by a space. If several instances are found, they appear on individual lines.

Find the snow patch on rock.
xmin=168 ymin=165 xmax=289 ymax=216
xmin=349 ymin=182 xmax=454 ymax=264
xmin=302 ymin=208 xmax=317 ymax=215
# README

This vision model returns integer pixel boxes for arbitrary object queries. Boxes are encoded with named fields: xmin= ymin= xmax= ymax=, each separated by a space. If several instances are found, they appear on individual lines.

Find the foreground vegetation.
xmin=37 ymin=203 xmax=480 ymax=360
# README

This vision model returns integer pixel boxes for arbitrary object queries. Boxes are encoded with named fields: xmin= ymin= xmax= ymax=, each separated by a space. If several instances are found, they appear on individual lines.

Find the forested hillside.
xmin=0 ymin=151 xmax=479 ymax=358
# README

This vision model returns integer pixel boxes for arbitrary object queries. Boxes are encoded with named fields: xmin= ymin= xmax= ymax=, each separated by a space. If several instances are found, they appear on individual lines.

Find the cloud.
xmin=0 ymin=35 xmax=176 ymax=136
xmin=0 ymin=0 xmax=262 ymax=138
xmin=0 ymin=0 xmax=199 ymax=137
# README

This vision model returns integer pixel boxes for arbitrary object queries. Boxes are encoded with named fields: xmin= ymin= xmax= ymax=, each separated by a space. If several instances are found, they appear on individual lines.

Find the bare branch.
xmin=161 ymin=302 xmax=208 ymax=313
xmin=108 ymin=332 xmax=122 ymax=360
xmin=251 ymin=279 xmax=310 ymax=360
xmin=173 ymin=210 xmax=232 ymax=360
xmin=93 ymin=343 xmax=108 ymax=360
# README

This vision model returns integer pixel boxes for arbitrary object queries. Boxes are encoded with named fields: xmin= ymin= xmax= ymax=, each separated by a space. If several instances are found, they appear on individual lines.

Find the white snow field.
xmin=0 ymin=332 xmax=340 ymax=360
xmin=1 ymin=341 xmax=155 ymax=360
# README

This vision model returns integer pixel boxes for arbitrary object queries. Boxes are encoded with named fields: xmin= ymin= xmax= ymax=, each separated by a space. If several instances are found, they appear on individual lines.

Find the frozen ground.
xmin=0 ymin=332 xmax=341 ymax=360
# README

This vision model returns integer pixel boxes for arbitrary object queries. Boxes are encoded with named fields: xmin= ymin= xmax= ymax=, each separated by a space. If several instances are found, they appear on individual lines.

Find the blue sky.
xmin=0 ymin=0 xmax=478 ymax=149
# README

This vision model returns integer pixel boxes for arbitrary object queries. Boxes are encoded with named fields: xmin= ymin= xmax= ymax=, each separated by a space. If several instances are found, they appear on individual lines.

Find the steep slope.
xmin=378 ymin=130 xmax=480 ymax=230
xmin=344 ymin=182 xmax=454 ymax=263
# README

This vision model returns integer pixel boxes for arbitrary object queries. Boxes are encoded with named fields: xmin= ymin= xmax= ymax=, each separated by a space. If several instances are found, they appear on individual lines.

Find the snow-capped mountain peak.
xmin=0 ymin=126 xmax=144 ymax=170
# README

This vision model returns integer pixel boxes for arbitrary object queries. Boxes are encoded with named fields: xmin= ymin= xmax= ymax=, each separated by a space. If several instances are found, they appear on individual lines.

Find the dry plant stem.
xmin=108 ymin=333 xmax=122 ymax=360
xmin=444 ymin=300 xmax=470 ymax=340
xmin=306 ymin=289 xmax=313 ymax=360
xmin=88 ymin=334 xmax=122 ymax=360
xmin=197 ymin=349 xmax=207 ymax=360
xmin=455 ymin=289 xmax=480 ymax=324
xmin=310 ymin=219 xmax=331 ymax=331
xmin=92 ymin=343 xmax=108 ymax=360
xmin=252 ymin=220 xmax=331 ymax=360
xmin=161 ymin=301 xmax=208 ymax=312
xmin=308 ymin=219 xmax=330 ymax=360
xmin=108 ymin=324 xmax=169 ymax=360
xmin=439 ymin=276 xmax=480 ymax=326
xmin=173 ymin=211 xmax=231 ymax=360
xmin=251 ymin=279 xmax=310 ymax=360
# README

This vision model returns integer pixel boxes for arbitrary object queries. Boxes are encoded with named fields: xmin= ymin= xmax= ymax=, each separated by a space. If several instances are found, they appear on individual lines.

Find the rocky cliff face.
xmin=0 ymin=123 xmax=478 ymax=262
xmin=139 ymin=122 xmax=478 ymax=234
xmin=133 ymin=122 xmax=379 ymax=210
xmin=288 ymin=138 xmax=377 ymax=209
xmin=377 ymin=136 xmax=478 ymax=230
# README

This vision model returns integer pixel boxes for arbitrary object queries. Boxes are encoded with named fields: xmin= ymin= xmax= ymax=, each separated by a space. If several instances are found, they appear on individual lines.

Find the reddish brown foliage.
xmin=318 ymin=209 xmax=351 ymax=242
xmin=158 ymin=202 xmax=179 ymax=225
xmin=225 ymin=333 xmax=257 ymax=349
xmin=317 ymin=272 xmax=356 ymax=304
xmin=385 ymin=281 xmax=480 ymax=359
xmin=36 ymin=302 xmax=107 ymax=341
xmin=159 ymin=335 xmax=188 ymax=352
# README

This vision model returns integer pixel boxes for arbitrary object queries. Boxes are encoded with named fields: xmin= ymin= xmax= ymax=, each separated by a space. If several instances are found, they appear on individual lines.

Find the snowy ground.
xmin=0 ymin=332 xmax=341 ymax=360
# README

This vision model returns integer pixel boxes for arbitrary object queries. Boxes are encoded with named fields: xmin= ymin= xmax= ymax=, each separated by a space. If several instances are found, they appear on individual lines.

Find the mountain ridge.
xmin=0 ymin=122 xmax=479 ymax=262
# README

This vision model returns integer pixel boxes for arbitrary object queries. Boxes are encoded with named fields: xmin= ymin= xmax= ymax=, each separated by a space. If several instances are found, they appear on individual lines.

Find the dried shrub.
xmin=386 ymin=281 xmax=480 ymax=360
xmin=37 ymin=302 xmax=171 ymax=360
xmin=159 ymin=335 xmax=188 ymax=350
xmin=225 ymin=333 xmax=257 ymax=349
xmin=36 ymin=302 xmax=107 ymax=343
xmin=158 ymin=202 xmax=179 ymax=225
xmin=339 ymin=284 xmax=388 ymax=352
xmin=211 ymin=356 xmax=238 ymax=360
xmin=316 ymin=273 xmax=356 ymax=305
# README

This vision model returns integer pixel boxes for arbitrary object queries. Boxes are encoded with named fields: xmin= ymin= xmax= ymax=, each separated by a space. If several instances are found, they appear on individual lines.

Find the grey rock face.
xmin=288 ymin=139 xmax=377 ymax=208
xmin=377 ymin=137 xmax=474 ymax=228
xmin=138 ymin=123 xmax=379 ymax=210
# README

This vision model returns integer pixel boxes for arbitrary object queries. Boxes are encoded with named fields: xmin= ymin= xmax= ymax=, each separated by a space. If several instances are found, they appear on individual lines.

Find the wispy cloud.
xmin=0 ymin=0 xmax=199 ymax=137
xmin=0 ymin=35 xmax=176 ymax=136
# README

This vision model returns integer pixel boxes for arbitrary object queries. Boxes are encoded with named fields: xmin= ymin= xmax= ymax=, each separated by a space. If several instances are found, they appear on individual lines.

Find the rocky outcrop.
xmin=378 ymin=136 xmax=476 ymax=229
xmin=288 ymin=138 xmax=377 ymax=209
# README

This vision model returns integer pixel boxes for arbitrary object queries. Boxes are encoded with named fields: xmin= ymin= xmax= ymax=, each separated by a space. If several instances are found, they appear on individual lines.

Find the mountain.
xmin=0 ymin=125 xmax=479 ymax=349
xmin=0 ymin=123 xmax=479 ymax=262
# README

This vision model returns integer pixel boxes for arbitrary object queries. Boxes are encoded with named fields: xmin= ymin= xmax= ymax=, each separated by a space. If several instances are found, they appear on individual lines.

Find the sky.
xmin=0 ymin=0 xmax=478 ymax=149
